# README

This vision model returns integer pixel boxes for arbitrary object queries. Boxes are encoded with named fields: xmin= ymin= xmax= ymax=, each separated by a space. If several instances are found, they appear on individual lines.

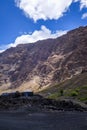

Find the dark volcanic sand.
xmin=0 ymin=111 xmax=87 ymax=130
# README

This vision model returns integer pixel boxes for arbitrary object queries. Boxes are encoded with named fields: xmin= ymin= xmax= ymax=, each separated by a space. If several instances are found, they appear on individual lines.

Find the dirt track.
xmin=0 ymin=111 xmax=87 ymax=130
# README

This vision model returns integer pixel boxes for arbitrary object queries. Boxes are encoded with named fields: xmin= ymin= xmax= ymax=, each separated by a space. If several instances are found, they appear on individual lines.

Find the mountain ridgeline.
xmin=0 ymin=26 xmax=87 ymax=93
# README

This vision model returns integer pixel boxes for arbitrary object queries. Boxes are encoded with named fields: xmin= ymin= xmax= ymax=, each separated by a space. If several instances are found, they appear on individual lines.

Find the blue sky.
xmin=0 ymin=0 xmax=87 ymax=52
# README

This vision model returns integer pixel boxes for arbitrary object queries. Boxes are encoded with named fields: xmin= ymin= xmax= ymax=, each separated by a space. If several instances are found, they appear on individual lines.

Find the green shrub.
xmin=60 ymin=89 xmax=64 ymax=96
xmin=71 ymin=91 xmax=78 ymax=97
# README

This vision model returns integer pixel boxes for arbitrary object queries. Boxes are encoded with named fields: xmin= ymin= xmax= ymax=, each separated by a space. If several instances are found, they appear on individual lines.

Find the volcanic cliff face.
xmin=0 ymin=26 xmax=87 ymax=93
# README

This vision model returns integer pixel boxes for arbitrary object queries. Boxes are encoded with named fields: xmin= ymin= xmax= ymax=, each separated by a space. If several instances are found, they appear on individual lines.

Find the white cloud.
xmin=9 ymin=25 xmax=67 ymax=47
xmin=0 ymin=50 xmax=5 ymax=53
xmin=78 ymin=0 xmax=87 ymax=19
xmin=82 ymin=12 xmax=87 ymax=19
xmin=80 ymin=0 xmax=87 ymax=9
xmin=15 ymin=0 xmax=74 ymax=22
xmin=15 ymin=0 xmax=87 ymax=21
xmin=74 ymin=0 xmax=87 ymax=18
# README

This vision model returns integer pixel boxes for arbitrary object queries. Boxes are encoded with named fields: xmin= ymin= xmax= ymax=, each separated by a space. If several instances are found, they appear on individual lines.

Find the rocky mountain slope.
xmin=0 ymin=26 xmax=87 ymax=93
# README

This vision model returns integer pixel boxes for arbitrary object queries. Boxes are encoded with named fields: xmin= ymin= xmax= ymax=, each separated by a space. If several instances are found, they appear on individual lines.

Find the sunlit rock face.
xmin=0 ymin=26 xmax=87 ymax=93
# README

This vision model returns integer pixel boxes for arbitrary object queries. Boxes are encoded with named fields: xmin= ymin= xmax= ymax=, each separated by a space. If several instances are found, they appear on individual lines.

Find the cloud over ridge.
xmin=0 ymin=26 xmax=67 ymax=53
xmin=9 ymin=25 xmax=67 ymax=47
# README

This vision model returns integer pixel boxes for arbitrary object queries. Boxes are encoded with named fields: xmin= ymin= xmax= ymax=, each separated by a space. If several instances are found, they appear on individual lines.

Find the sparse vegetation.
xmin=48 ymin=93 xmax=60 ymax=99
xmin=39 ymin=73 xmax=87 ymax=103
xmin=79 ymin=97 xmax=87 ymax=102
